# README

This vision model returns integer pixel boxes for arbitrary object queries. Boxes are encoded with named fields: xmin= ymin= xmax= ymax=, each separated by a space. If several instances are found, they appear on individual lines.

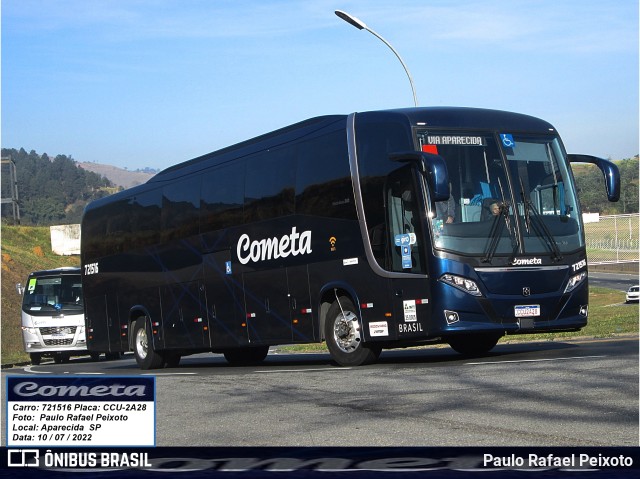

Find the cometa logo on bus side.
xmin=237 ymin=227 xmax=312 ymax=265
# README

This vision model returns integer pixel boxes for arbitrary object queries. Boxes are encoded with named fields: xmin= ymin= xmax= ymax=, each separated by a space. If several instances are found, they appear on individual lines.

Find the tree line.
xmin=1 ymin=148 xmax=117 ymax=225
xmin=573 ymin=155 xmax=638 ymax=215
xmin=1 ymin=148 xmax=637 ymax=227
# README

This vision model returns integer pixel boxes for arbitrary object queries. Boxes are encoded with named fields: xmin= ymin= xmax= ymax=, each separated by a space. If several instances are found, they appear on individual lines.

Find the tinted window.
xmin=130 ymin=189 xmax=161 ymax=249
xmin=201 ymin=161 xmax=245 ymax=232
xmin=102 ymin=198 xmax=131 ymax=256
xmin=245 ymin=147 xmax=295 ymax=222
xmin=356 ymin=119 xmax=414 ymax=267
xmin=296 ymin=130 xmax=356 ymax=219
xmin=162 ymin=176 xmax=200 ymax=242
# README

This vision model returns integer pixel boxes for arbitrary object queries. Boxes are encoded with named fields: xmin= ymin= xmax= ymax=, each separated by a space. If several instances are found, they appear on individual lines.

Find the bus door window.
xmin=385 ymin=166 xmax=427 ymax=274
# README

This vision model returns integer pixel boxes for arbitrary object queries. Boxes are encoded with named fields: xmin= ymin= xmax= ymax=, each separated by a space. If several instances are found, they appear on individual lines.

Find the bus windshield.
xmin=22 ymin=274 xmax=84 ymax=316
xmin=416 ymin=130 xmax=583 ymax=258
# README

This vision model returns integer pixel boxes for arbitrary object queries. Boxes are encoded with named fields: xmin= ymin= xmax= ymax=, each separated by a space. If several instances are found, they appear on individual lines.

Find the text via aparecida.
xmin=237 ymin=227 xmax=312 ymax=265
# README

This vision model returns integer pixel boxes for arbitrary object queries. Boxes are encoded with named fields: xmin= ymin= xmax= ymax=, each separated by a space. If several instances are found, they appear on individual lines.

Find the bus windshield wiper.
xmin=481 ymin=202 xmax=515 ymax=263
xmin=519 ymin=180 xmax=563 ymax=262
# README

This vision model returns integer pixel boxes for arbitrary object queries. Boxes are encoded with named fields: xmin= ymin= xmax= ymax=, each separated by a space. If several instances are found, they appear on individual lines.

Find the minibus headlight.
xmin=440 ymin=274 xmax=483 ymax=297
xmin=565 ymin=271 xmax=587 ymax=293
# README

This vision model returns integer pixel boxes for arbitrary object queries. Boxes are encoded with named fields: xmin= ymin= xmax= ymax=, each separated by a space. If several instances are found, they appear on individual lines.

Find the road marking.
xmin=22 ymin=366 xmax=52 ymax=374
xmin=466 ymin=355 xmax=605 ymax=365
xmin=256 ymin=367 xmax=352 ymax=374
xmin=141 ymin=372 xmax=197 ymax=376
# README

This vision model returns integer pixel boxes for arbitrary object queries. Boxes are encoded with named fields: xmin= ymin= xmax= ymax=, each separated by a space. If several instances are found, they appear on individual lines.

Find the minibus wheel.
xmin=30 ymin=353 xmax=42 ymax=365
xmin=447 ymin=333 xmax=502 ymax=356
xmin=133 ymin=318 xmax=164 ymax=369
xmin=325 ymin=297 xmax=381 ymax=367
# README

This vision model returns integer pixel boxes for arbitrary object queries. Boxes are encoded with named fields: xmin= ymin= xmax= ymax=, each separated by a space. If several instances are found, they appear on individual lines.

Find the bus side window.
xmin=296 ymin=130 xmax=356 ymax=219
xmin=162 ymin=176 xmax=200 ymax=242
xmin=244 ymin=147 xmax=295 ymax=222
xmin=201 ymin=162 xmax=245 ymax=232
xmin=385 ymin=166 xmax=426 ymax=274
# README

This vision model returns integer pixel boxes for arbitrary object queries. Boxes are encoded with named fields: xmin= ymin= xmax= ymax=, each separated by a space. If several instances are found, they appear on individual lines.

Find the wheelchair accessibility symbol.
xmin=500 ymin=134 xmax=515 ymax=148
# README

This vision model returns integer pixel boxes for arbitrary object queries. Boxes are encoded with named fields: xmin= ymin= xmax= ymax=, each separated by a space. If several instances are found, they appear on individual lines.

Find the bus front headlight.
xmin=565 ymin=271 xmax=587 ymax=293
xmin=440 ymin=274 xmax=483 ymax=297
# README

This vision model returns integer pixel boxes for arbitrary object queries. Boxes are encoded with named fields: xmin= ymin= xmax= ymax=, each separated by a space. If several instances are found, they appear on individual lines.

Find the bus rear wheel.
xmin=325 ymin=297 xmax=381 ymax=367
xmin=223 ymin=346 xmax=269 ymax=366
xmin=133 ymin=319 xmax=164 ymax=370
xmin=447 ymin=333 xmax=502 ymax=356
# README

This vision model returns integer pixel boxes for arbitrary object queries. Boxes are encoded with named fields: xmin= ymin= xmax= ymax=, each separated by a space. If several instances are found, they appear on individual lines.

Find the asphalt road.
xmin=3 ymin=336 xmax=638 ymax=447
xmin=589 ymin=271 xmax=638 ymax=293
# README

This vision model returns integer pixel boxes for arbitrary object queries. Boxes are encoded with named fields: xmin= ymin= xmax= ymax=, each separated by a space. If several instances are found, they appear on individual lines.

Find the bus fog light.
xmin=444 ymin=310 xmax=460 ymax=324
xmin=440 ymin=274 xmax=482 ymax=296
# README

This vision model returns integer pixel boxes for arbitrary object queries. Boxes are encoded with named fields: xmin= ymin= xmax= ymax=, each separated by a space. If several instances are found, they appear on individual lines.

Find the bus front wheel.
xmin=133 ymin=319 xmax=164 ymax=370
xmin=325 ymin=297 xmax=381 ymax=367
xmin=447 ymin=333 xmax=502 ymax=356
xmin=30 ymin=353 xmax=42 ymax=365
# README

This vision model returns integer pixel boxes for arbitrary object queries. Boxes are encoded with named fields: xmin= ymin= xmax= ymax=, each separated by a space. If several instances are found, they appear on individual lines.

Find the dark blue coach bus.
xmin=81 ymin=107 xmax=620 ymax=369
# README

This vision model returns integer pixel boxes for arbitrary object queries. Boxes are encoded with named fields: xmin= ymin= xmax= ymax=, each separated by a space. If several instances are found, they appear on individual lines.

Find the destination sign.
xmin=426 ymin=135 xmax=486 ymax=146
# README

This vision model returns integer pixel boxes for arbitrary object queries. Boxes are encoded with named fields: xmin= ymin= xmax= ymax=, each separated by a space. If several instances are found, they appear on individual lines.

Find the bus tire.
xmin=223 ymin=346 xmax=269 ymax=366
xmin=30 ymin=353 xmax=42 ymax=365
xmin=325 ymin=297 xmax=381 ymax=367
xmin=164 ymin=353 xmax=181 ymax=368
xmin=133 ymin=319 xmax=164 ymax=370
xmin=447 ymin=333 xmax=502 ymax=356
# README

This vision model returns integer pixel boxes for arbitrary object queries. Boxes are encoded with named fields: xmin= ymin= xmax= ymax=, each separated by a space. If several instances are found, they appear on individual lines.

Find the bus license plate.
xmin=514 ymin=305 xmax=540 ymax=317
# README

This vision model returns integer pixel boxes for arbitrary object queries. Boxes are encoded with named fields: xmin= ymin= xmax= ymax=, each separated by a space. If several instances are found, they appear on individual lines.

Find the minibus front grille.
xmin=40 ymin=326 xmax=77 ymax=335
xmin=43 ymin=338 xmax=74 ymax=346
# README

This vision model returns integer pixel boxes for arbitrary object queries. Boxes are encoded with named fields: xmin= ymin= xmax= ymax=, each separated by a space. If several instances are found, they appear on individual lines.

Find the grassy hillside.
xmin=1 ymin=225 xmax=80 ymax=364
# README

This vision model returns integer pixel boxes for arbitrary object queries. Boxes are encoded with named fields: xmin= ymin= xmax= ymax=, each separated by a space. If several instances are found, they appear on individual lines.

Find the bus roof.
xmin=83 ymin=107 xmax=557 ymax=211
xmin=363 ymin=106 xmax=557 ymax=133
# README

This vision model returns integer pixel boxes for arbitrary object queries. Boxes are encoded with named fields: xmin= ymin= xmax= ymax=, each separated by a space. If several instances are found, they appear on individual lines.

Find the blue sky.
xmin=2 ymin=0 xmax=638 ymax=171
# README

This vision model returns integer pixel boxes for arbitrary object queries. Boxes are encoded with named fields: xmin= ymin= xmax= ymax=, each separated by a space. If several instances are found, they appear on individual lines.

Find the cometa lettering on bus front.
xmin=237 ymin=227 xmax=312 ymax=265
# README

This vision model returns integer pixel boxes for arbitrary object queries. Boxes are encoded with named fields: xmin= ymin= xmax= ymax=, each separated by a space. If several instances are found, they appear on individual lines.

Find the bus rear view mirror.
xmin=390 ymin=151 xmax=450 ymax=202
xmin=568 ymin=154 xmax=620 ymax=202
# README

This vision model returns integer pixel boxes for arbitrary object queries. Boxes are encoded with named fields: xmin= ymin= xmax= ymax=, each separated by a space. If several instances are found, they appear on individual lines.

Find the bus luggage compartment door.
xmin=160 ymin=281 xmax=210 ymax=350
xmin=85 ymin=294 xmax=114 ymax=353
xmin=243 ymin=269 xmax=292 ymax=344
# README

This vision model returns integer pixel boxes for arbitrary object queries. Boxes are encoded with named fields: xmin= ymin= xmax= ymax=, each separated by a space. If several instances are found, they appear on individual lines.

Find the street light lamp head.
xmin=335 ymin=10 xmax=367 ymax=30
xmin=334 ymin=9 xmax=418 ymax=106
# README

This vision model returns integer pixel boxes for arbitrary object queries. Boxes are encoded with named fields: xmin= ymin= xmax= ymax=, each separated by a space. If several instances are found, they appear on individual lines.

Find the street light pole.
xmin=335 ymin=10 xmax=418 ymax=107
